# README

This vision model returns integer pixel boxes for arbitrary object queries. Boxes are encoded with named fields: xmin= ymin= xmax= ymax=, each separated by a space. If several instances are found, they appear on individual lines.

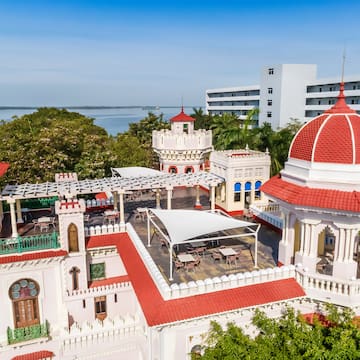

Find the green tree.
xmin=191 ymin=107 xmax=212 ymax=130
xmin=201 ymin=305 xmax=360 ymax=360
xmin=0 ymin=108 xmax=112 ymax=185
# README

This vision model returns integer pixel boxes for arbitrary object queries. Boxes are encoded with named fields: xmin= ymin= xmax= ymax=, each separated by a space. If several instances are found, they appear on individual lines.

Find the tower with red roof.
xmin=262 ymin=82 xmax=360 ymax=280
xmin=152 ymin=107 xmax=213 ymax=174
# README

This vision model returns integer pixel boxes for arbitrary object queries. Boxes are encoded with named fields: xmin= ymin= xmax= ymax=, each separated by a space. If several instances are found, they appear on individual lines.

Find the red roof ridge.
xmin=0 ymin=250 xmax=67 ymax=264
xmin=262 ymin=176 xmax=360 ymax=212
xmin=12 ymin=350 xmax=54 ymax=360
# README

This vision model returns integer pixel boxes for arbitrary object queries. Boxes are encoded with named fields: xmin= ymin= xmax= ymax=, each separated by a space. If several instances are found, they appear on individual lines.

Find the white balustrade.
xmin=61 ymin=314 xmax=144 ymax=351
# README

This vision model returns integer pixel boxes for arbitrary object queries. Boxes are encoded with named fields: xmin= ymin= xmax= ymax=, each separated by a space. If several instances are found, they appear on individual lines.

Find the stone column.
xmin=194 ymin=185 xmax=202 ymax=209
xmin=332 ymin=223 xmax=357 ymax=280
xmin=156 ymin=189 xmax=161 ymax=209
xmin=294 ymin=219 xmax=320 ymax=273
xmin=210 ymin=185 xmax=216 ymax=212
xmin=166 ymin=187 xmax=172 ymax=210
xmin=112 ymin=191 xmax=118 ymax=211
xmin=16 ymin=199 xmax=23 ymax=224
xmin=8 ymin=200 xmax=18 ymax=238
xmin=119 ymin=191 xmax=125 ymax=231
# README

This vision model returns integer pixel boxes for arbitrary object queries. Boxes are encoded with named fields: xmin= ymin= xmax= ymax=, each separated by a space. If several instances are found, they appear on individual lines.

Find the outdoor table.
xmin=219 ymin=248 xmax=237 ymax=257
xmin=178 ymin=254 xmax=195 ymax=263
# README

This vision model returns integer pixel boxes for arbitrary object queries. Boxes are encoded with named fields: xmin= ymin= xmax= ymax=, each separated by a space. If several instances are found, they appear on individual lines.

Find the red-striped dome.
xmin=289 ymin=83 xmax=360 ymax=164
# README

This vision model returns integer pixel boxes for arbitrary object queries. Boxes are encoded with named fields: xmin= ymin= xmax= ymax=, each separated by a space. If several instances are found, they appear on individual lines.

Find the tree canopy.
xmin=198 ymin=305 xmax=360 ymax=360
xmin=0 ymin=107 xmax=302 ymax=186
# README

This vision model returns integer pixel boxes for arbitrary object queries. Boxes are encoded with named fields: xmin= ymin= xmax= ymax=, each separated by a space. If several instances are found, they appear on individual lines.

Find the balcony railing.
xmin=0 ymin=232 xmax=60 ymax=255
xmin=7 ymin=321 xmax=49 ymax=344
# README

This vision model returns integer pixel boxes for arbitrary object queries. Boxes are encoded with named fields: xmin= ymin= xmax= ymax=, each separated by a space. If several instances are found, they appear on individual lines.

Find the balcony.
xmin=0 ymin=232 xmax=60 ymax=255
xmin=7 ymin=321 xmax=49 ymax=345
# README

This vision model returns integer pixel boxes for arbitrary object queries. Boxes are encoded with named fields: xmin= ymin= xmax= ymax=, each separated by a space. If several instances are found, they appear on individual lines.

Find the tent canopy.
xmin=149 ymin=209 xmax=257 ymax=244
xmin=111 ymin=167 xmax=163 ymax=178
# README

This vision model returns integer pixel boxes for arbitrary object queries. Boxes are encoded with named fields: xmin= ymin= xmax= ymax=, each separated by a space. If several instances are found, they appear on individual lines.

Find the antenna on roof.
xmin=181 ymin=95 xmax=184 ymax=112
xmin=341 ymin=46 xmax=346 ymax=83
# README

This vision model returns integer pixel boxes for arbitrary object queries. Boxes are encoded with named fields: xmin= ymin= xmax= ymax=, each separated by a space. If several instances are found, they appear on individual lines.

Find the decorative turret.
xmin=152 ymin=107 xmax=213 ymax=174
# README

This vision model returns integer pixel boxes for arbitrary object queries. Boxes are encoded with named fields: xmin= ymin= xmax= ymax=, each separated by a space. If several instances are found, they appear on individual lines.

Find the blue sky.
xmin=0 ymin=0 xmax=359 ymax=106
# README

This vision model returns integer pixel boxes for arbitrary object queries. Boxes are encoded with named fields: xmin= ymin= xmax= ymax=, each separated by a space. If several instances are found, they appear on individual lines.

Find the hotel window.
xmin=90 ymin=263 xmax=105 ymax=280
xmin=268 ymin=87 xmax=273 ymax=94
xmin=94 ymin=296 xmax=107 ymax=320
xmin=267 ymin=99 xmax=272 ymax=106
xmin=268 ymin=68 xmax=274 ymax=75
xmin=267 ymin=112 xmax=272 ymax=118
xmin=255 ymin=181 xmax=262 ymax=200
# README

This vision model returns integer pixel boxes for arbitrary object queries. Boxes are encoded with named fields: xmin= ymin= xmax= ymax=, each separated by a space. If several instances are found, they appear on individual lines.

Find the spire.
xmin=325 ymin=52 xmax=355 ymax=114
xmin=324 ymin=82 xmax=355 ymax=114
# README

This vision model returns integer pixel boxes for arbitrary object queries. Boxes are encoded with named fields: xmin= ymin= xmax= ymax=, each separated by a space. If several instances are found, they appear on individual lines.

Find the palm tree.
xmin=191 ymin=107 xmax=212 ymax=130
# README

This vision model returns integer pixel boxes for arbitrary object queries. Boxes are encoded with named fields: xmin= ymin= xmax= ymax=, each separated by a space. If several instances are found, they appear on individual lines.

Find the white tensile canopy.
xmin=111 ymin=167 xmax=164 ymax=178
xmin=146 ymin=209 xmax=260 ymax=281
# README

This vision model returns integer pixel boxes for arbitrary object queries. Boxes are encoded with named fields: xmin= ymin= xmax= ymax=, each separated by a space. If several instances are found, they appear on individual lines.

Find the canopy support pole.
xmin=147 ymin=209 xmax=151 ymax=247
xmin=254 ymin=224 xmax=260 ymax=268
xmin=169 ymin=244 xmax=174 ymax=281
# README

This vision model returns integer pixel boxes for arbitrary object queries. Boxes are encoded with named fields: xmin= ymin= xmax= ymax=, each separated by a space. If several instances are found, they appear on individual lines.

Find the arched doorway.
xmin=316 ymin=226 xmax=335 ymax=275
xmin=68 ymin=223 xmax=79 ymax=252
xmin=9 ymin=279 xmax=40 ymax=328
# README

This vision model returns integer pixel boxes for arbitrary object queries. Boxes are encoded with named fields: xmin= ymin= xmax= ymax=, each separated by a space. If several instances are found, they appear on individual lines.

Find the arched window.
xmin=169 ymin=166 xmax=178 ymax=174
xmin=233 ymin=182 xmax=241 ymax=202
xmin=9 ymin=279 xmax=40 ymax=328
xmin=68 ymin=223 xmax=79 ymax=252
xmin=69 ymin=267 xmax=80 ymax=290
xmin=255 ymin=180 xmax=262 ymax=200
xmin=185 ymin=166 xmax=194 ymax=173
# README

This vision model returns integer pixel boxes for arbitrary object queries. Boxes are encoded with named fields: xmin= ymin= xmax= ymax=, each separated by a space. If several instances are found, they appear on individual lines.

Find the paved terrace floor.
xmin=126 ymin=187 xmax=280 ymax=284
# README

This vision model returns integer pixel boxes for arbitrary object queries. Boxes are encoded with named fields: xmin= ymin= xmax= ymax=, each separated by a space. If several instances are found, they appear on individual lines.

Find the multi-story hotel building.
xmin=206 ymin=64 xmax=360 ymax=129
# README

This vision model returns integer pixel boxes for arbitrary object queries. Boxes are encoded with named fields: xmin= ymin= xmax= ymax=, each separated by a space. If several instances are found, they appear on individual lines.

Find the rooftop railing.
xmin=0 ymin=232 xmax=60 ymax=255
xmin=7 ymin=321 xmax=49 ymax=345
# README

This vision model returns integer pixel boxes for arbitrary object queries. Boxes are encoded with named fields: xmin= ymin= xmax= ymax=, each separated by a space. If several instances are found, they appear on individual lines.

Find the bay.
xmin=0 ymin=106 xmax=198 ymax=136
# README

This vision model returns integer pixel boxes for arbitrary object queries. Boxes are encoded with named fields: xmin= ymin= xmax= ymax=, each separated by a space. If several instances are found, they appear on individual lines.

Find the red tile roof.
xmin=170 ymin=107 xmax=195 ymax=122
xmin=86 ymin=234 xmax=121 ymax=249
xmin=261 ymin=175 xmax=360 ymax=212
xmin=12 ymin=350 xmax=54 ymax=360
xmin=0 ymin=250 xmax=67 ymax=264
xmin=89 ymin=275 xmax=130 ymax=288
xmin=87 ymin=233 xmax=305 ymax=326
xmin=0 ymin=162 xmax=9 ymax=177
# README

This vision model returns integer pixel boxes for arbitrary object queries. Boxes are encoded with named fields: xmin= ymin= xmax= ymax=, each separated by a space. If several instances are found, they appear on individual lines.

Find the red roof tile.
xmin=12 ymin=350 xmax=54 ymax=360
xmin=0 ymin=162 xmax=9 ymax=177
xmin=89 ymin=275 xmax=130 ymax=288
xmin=0 ymin=250 xmax=67 ymax=264
xmin=87 ymin=233 xmax=305 ymax=326
xmin=261 ymin=175 xmax=360 ymax=212
xmin=86 ymin=233 xmax=121 ymax=249
xmin=170 ymin=107 xmax=195 ymax=122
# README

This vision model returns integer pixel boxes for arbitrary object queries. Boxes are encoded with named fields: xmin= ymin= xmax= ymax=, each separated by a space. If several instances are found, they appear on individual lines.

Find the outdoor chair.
xmin=186 ymin=262 xmax=196 ymax=273
xmin=174 ymin=260 xmax=184 ymax=271
xmin=226 ymin=255 xmax=237 ymax=267
xmin=211 ymin=252 xmax=222 ymax=262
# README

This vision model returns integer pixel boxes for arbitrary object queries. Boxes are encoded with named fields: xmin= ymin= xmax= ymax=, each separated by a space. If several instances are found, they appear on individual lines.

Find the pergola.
xmin=0 ymin=170 xmax=224 ymax=237
xmin=146 ymin=208 xmax=260 ymax=281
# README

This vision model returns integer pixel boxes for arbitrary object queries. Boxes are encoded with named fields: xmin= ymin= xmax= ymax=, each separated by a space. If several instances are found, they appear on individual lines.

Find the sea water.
xmin=0 ymin=106 xmax=197 ymax=136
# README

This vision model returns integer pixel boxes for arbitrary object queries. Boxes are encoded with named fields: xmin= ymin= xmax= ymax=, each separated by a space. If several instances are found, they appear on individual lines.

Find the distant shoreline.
xmin=0 ymin=106 xmax=200 ymax=110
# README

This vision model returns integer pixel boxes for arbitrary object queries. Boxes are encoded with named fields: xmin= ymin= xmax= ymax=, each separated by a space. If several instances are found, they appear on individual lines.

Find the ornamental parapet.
xmin=65 ymin=281 xmax=132 ymax=299
xmin=55 ymin=199 xmax=86 ymax=214
xmin=152 ymin=130 xmax=213 ymax=150
xmin=61 ymin=314 xmax=144 ymax=352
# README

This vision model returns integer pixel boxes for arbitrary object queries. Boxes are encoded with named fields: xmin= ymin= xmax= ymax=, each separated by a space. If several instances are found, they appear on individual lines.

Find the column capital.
xmin=6 ymin=198 xmax=16 ymax=204
xmin=333 ymin=222 xmax=358 ymax=230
